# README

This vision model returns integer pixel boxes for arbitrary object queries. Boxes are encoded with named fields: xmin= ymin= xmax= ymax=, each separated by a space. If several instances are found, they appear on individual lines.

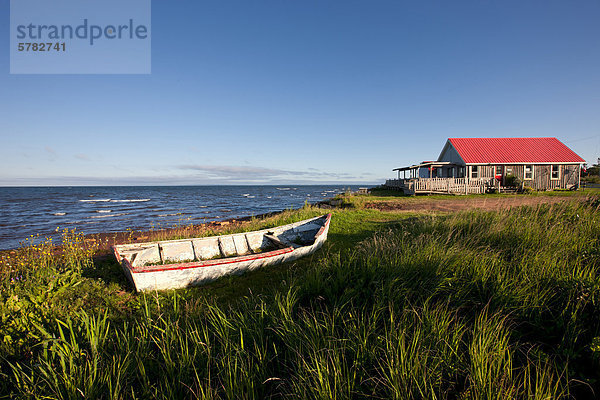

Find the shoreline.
xmin=1 ymin=200 xmax=338 ymax=255
xmin=0 ymin=186 xmax=356 ymax=253
xmin=3 ymin=190 xmax=593 ymax=254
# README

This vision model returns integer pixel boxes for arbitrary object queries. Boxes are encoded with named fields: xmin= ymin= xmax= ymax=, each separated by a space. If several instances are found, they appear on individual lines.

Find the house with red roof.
xmin=388 ymin=137 xmax=585 ymax=194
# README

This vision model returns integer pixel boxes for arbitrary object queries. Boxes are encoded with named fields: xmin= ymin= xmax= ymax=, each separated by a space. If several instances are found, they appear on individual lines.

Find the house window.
xmin=506 ymin=166 xmax=513 ymax=175
xmin=551 ymin=165 xmax=560 ymax=180
xmin=471 ymin=165 xmax=478 ymax=178
xmin=524 ymin=165 xmax=533 ymax=180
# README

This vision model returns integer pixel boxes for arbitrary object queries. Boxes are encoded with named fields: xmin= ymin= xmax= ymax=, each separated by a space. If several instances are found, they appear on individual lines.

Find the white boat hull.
xmin=113 ymin=214 xmax=331 ymax=291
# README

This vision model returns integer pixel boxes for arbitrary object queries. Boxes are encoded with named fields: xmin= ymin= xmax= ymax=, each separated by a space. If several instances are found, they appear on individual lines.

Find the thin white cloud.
xmin=177 ymin=164 xmax=358 ymax=181
xmin=74 ymin=153 xmax=90 ymax=161
xmin=0 ymin=174 xmax=379 ymax=186
xmin=0 ymin=164 xmax=377 ymax=186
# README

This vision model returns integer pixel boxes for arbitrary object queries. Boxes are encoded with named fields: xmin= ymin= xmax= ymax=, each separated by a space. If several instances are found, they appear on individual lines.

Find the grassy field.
xmin=1 ymin=192 xmax=600 ymax=398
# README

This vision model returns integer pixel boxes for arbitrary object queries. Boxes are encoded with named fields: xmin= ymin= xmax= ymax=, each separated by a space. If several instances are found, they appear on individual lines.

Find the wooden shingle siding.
xmin=506 ymin=165 xmax=524 ymax=180
xmin=533 ymin=165 xmax=551 ymax=190
xmin=470 ymin=165 xmax=496 ymax=178
xmin=468 ymin=164 xmax=581 ymax=190
xmin=524 ymin=164 xmax=580 ymax=190
xmin=562 ymin=165 xmax=579 ymax=188
xmin=481 ymin=166 xmax=495 ymax=178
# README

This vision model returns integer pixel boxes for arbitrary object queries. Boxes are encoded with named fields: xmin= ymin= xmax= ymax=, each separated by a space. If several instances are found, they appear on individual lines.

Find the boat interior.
xmin=114 ymin=216 xmax=327 ymax=267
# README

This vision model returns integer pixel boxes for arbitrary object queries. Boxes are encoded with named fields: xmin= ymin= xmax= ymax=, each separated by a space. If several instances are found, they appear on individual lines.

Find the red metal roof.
xmin=448 ymin=137 xmax=585 ymax=164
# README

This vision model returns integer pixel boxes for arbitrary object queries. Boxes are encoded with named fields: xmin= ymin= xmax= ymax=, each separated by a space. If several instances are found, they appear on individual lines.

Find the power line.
xmin=564 ymin=134 xmax=600 ymax=144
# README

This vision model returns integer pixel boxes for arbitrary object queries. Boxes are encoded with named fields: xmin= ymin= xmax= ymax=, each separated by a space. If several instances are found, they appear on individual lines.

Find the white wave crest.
xmin=89 ymin=213 xmax=128 ymax=219
xmin=79 ymin=199 xmax=111 ymax=202
xmin=109 ymin=199 xmax=150 ymax=203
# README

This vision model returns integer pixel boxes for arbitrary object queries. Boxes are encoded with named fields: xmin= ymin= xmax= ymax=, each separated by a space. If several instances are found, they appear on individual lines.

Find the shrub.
xmin=583 ymin=175 xmax=600 ymax=184
xmin=522 ymin=185 xmax=534 ymax=194
xmin=504 ymin=173 xmax=521 ymax=188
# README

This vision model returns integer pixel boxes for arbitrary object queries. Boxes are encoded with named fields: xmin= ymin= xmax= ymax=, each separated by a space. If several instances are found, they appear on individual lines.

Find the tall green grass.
xmin=2 ymin=197 xmax=599 ymax=398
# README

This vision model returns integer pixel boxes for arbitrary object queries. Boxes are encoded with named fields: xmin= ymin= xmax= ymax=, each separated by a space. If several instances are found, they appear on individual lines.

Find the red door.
xmin=495 ymin=165 xmax=503 ymax=183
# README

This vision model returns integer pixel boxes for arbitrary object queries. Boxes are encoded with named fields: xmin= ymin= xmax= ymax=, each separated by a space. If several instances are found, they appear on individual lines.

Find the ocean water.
xmin=0 ymin=185 xmax=359 ymax=250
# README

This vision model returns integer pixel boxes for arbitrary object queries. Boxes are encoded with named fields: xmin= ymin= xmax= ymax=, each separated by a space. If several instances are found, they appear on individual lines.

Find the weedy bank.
xmin=1 ymin=196 xmax=600 ymax=398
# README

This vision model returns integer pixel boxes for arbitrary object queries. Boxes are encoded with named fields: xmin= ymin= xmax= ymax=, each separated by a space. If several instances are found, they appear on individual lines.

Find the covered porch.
xmin=392 ymin=161 xmax=456 ymax=180
xmin=385 ymin=162 xmax=498 ymax=195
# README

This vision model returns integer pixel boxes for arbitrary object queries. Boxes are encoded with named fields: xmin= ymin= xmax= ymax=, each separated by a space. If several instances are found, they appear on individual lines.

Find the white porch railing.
xmin=384 ymin=177 xmax=497 ymax=195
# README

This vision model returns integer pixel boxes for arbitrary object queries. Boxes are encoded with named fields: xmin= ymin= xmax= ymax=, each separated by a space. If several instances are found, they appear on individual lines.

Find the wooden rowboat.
xmin=112 ymin=214 xmax=331 ymax=291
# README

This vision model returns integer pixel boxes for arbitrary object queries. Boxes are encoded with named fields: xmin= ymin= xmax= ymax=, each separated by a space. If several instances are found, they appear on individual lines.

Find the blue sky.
xmin=1 ymin=0 xmax=600 ymax=186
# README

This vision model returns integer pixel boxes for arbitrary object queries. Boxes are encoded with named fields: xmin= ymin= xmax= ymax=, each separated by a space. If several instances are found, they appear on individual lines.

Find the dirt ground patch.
xmin=364 ymin=195 xmax=581 ymax=213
